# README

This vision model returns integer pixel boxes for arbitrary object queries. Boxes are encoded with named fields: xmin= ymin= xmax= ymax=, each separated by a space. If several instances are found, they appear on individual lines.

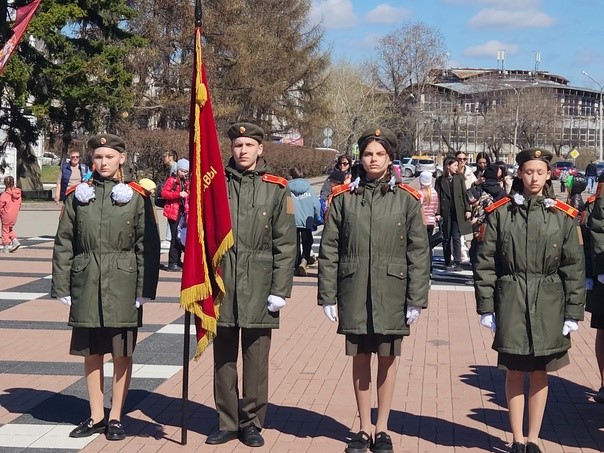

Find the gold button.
xmin=129 ymin=233 xmax=133 ymax=237
xmin=265 ymin=225 xmax=268 ymax=229
xmin=129 ymin=266 xmax=133 ymax=270
xmin=397 ymin=222 xmax=401 ymax=226
xmin=126 ymin=221 xmax=130 ymax=225
xmin=262 ymin=212 xmax=267 ymax=216
xmin=400 ymin=235 xmax=404 ymax=240
xmin=553 ymin=243 xmax=557 ymax=248
xmin=400 ymin=272 xmax=404 ymax=276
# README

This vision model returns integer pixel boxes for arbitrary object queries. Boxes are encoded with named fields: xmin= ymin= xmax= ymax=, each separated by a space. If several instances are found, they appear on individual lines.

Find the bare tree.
xmin=322 ymin=61 xmax=390 ymax=153
xmin=369 ymin=21 xmax=448 ymax=151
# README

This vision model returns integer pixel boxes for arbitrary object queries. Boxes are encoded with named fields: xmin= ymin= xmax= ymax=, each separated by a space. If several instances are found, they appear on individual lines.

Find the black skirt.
xmin=497 ymin=351 xmax=569 ymax=372
xmin=345 ymin=334 xmax=403 ymax=357
xmin=70 ymin=327 xmax=138 ymax=357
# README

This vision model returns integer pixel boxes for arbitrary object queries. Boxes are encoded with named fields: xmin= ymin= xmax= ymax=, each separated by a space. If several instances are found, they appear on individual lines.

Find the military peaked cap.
xmin=227 ymin=122 xmax=265 ymax=143
xmin=88 ymin=133 xmax=126 ymax=153
xmin=357 ymin=126 xmax=397 ymax=151
xmin=515 ymin=147 xmax=553 ymax=166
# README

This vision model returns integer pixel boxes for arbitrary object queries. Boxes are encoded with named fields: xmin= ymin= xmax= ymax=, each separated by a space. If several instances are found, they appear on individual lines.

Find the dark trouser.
xmin=167 ymin=217 xmax=182 ymax=266
xmin=427 ymin=225 xmax=434 ymax=274
xmin=295 ymin=228 xmax=313 ymax=267
xmin=469 ymin=237 xmax=478 ymax=272
xmin=213 ymin=326 xmax=272 ymax=431
xmin=443 ymin=218 xmax=462 ymax=266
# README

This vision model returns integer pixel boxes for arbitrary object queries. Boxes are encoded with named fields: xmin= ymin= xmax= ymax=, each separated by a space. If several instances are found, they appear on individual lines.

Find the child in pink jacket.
xmin=0 ymin=176 xmax=22 ymax=253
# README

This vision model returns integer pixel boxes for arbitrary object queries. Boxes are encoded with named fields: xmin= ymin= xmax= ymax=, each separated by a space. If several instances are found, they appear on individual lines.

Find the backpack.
xmin=154 ymin=179 xmax=178 ymax=208
xmin=154 ymin=182 xmax=166 ymax=208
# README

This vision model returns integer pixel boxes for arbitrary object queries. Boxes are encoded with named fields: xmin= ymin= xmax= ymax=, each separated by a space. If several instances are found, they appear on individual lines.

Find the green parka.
xmin=475 ymin=196 xmax=585 ymax=356
xmin=219 ymin=159 xmax=296 ymax=328
xmin=318 ymin=179 xmax=430 ymax=335
xmin=51 ymin=177 xmax=161 ymax=328
xmin=586 ymin=195 xmax=604 ymax=315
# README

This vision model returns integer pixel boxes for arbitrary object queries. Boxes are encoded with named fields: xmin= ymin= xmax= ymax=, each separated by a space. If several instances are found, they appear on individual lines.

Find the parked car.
xmin=40 ymin=152 xmax=60 ymax=166
xmin=550 ymin=161 xmax=577 ymax=180
xmin=400 ymin=156 xmax=437 ymax=177
xmin=596 ymin=161 xmax=604 ymax=177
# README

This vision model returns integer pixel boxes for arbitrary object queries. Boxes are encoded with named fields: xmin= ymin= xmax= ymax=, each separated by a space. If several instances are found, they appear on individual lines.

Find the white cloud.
xmin=310 ymin=0 xmax=357 ymax=29
xmin=463 ymin=40 xmax=519 ymax=58
xmin=468 ymin=7 xmax=555 ymax=28
xmin=365 ymin=3 xmax=411 ymax=25
xmin=363 ymin=32 xmax=383 ymax=48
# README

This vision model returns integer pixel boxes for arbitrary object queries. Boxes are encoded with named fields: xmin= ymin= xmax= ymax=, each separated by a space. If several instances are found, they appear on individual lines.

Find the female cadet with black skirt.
xmin=318 ymin=126 xmax=430 ymax=453
xmin=52 ymin=134 xmax=160 ymax=441
xmin=474 ymin=148 xmax=585 ymax=453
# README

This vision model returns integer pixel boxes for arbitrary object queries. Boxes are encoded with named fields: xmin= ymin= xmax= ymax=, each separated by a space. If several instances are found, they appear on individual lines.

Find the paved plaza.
xmin=1 ymin=189 xmax=604 ymax=452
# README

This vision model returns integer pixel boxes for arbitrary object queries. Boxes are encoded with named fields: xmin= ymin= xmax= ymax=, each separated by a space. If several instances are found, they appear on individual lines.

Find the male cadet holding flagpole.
xmin=205 ymin=122 xmax=296 ymax=448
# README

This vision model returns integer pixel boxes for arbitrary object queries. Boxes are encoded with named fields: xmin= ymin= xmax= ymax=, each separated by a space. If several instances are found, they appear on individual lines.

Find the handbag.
xmin=429 ymin=220 xmax=444 ymax=249
xmin=177 ymin=214 xmax=187 ymax=247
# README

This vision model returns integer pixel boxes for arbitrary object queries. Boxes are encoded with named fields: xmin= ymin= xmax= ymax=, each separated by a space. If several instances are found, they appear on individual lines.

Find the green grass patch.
xmin=40 ymin=165 xmax=60 ymax=184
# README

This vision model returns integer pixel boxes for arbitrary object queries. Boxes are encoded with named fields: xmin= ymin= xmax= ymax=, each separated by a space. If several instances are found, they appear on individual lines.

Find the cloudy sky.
xmin=310 ymin=0 xmax=604 ymax=89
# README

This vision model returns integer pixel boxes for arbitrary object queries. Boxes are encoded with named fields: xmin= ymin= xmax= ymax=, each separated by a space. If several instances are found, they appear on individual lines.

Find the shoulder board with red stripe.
xmin=128 ymin=181 xmax=147 ymax=197
xmin=485 ymin=196 xmax=510 ymax=213
xmin=262 ymin=174 xmax=287 ymax=188
xmin=553 ymin=199 xmax=578 ymax=218
xmin=330 ymin=183 xmax=350 ymax=198
xmin=397 ymin=183 xmax=420 ymax=200
xmin=65 ymin=185 xmax=78 ymax=197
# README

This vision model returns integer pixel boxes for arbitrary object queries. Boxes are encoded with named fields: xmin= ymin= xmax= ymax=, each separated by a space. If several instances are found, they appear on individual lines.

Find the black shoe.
xmin=445 ymin=264 xmax=459 ymax=272
xmin=525 ymin=442 xmax=542 ymax=453
xmin=345 ymin=430 xmax=372 ymax=453
xmin=205 ymin=429 xmax=238 ymax=445
xmin=161 ymin=263 xmax=180 ymax=272
xmin=509 ymin=442 xmax=526 ymax=453
xmin=238 ymin=425 xmax=265 ymax=447
xmin=594 ymin=386 xmax=604 ymax=403
xmin=105 ymin=419 xmax=125 ymax=441
xmin=371 ymin=431 xmax=394 ymax=453
xmin=69 ymin=417 xmax=106 ymax=438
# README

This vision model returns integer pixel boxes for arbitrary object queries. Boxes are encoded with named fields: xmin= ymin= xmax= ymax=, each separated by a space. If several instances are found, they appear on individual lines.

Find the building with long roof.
xmin=414 ymin=68 xmax=602 ymax=162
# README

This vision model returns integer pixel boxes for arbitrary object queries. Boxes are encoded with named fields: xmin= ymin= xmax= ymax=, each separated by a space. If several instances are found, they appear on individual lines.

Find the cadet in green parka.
xmin=474 ymin=148 xmax=585 ymax=453
xmin=52 ymin=134 xmax=160 ymax=441
xmin=318 ymin=126 xmax=430 ymax=453
xmin=585 ymin=174 xmax=604 ymax=403
xmin=205 ymin=123 xmax=296 ymax=448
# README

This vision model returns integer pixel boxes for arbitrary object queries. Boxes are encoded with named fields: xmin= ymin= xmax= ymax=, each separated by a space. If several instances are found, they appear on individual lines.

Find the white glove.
xmin=59 ymin=296 xmax=72 ymax=306
xmin=598 ymin=274 xmax=604 ymax=284
xmin=323 ymin=305 xmax=338 ymax=323
xmin=480 ymin=313 xmax=496 ymax=333
xmin=586 ymin=278 xmax=594 ymax=290
xmin=135 ymin=297 xmax=150 ymax=308
xmin=267 ymin=295 xmax=286 ymax=312
xmin=562 ymin=319 xmax=579 ymax=336
xmin=406 ymin=305 xmax=422 ymax=324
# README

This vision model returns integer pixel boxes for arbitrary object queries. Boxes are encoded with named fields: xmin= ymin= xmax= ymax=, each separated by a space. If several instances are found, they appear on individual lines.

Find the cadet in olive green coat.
xmin=318 ymin=126 xmax=430 ymax=453
xmin=206 ymin=123 xmax=296 ymax=449
xmin=585 ymin=183 xmax=604 ymax=402
xmin=474 ymin=148 xmax=584 ymax=453
xmin=51 ymin=134 xmax=160 ymax=441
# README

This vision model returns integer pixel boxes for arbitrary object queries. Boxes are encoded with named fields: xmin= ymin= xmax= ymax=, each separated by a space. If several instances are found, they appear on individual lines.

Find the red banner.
xmin=0 ymin=0 xmax=42 ymax=75
xmin=180 ymin=27 xmax=233 ymax=359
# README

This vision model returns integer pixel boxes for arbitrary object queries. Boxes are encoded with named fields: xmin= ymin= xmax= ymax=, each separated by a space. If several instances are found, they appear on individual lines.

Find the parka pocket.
xmin=337 ymin=262 xmax=358 ymax=305
xmin=386 ymin=263 xmax=406 ymax=280
xmin=70 ymin=255 xmax=91 ymax=302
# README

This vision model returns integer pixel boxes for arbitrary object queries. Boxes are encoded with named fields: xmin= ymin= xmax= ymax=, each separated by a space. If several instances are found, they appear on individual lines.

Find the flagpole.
xmin=181 ymin=0 xmax=203 ymax=446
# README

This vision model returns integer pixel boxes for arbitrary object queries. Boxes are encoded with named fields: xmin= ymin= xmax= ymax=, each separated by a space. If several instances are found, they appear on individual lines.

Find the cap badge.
xmin=534 ymin=150 xmax=541 ymax=158
xmin=375 ymin=129 xmax=381 ymax=136
xmin=239 ymin=126 xmax=246 ymax=134
xmin=100 ymin=137 xmax=106 ymax=145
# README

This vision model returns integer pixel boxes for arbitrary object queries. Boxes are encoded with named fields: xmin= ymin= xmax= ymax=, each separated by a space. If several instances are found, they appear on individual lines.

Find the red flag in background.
xmin=180 ymin=26 xmax=233 ymax=359
xmin=0 ymin=0 xmax=42 ymax=75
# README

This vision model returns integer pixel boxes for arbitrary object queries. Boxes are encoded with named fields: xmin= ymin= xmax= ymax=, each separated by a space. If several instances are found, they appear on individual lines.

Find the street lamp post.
xmin=582 ymin=70 xmax=604 ymax=162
